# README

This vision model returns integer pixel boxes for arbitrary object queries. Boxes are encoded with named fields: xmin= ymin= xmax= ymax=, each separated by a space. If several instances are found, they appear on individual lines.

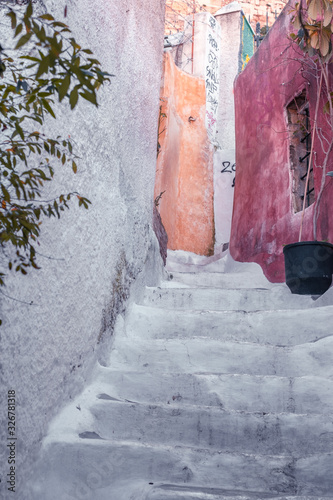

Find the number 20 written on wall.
xmin=221 ymin=161 xmax=236 ymax=188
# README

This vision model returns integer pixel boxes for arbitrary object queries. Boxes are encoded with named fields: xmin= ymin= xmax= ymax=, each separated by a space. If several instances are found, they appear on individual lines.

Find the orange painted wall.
xmin=155 ymin=53 xmax=215 ymax=256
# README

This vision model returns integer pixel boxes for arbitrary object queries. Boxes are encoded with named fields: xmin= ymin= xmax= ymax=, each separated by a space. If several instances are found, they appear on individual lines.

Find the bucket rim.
xmin=283 ymin=240 xmax=333 ymax=254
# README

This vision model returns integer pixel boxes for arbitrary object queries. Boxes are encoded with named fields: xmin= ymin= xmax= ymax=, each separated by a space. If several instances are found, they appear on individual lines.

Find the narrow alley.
xmin=2 ymin=1 xmax=333 ymax=498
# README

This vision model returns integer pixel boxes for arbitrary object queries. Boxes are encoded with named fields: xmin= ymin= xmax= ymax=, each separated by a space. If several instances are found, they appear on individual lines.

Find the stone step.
xmin=146 ymin=484 xmax=333 ymax=500
xmin=24 ymin=250 xmax=333 ymax=498
xmin=165 ymin=271 xmax=274 ymax=289
xmin=87 ymin=399 xmax=333 ymax=455
xmin=165 ymin=250 xmax=229 ymax=274
xmin=142 ymin=286 xmax=315 ymax=312
xmin=108 ymin=335 xmax=333 ymax=378
xmin=165 ymin=250 xmax=263 ymax=276
xmin=126 ymin=304 xmax=333 ymax=346
xmin=95 ymin=369 xmax=333 ymax=414
xmin=24 ymin=439 xmax=333 ymax=499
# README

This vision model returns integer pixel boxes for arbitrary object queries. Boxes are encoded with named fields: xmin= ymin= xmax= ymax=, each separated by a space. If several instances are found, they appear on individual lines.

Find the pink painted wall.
xmin=155 ymin=53 xmax=215 ymax=256
xmin=230 ymin=1 xmax=333 ymax=282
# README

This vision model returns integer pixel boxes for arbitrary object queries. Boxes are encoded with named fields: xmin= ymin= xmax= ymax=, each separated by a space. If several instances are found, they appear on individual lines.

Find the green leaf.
xmin=41 ymin=99 xmax=56 ymax=118
xmin=33 ymin=208 xmax=41 ymax=219
xmin=1 ymin=184 xmax=10 ymax=202
xmin=72 ymin=160 xmax=77 ymax=173
xmin=70 ymin=38 xmax=81 ymax=50
xmin=39 ymin=13 xmax=55 ymax=21
xmin=87 ymin=58 xmax=101 ymax=66
xmin=69 ymin=86 xmax=79 ymax=109
xmin=0 ymin=4 xmax=110 ymax=287
xmin=58 ymin=73 xmax=71 ymax=101
xmin=15 ymin=32 xmax=33 ymax=50
xmin=33 ymin=23 xmax=46 ymax=43
xmin=80 ymin=90 xmax=97 ymax=106
xmin=26 ymin=1 xmax=33 ymax=19
xmin=52 ymin=21 xmax=69 ymax=29
xmin=53 ymin=200 xmax=60 ymax=218
xmin=7 ymin=10 xmax=17 ymax=30
xmin=15 ymin=24 xmax=23 ymax=38
xmin=36 ymin=56 xmax=50 ymax=79
xmin=15 ymin=123 xmax=24 ymax=140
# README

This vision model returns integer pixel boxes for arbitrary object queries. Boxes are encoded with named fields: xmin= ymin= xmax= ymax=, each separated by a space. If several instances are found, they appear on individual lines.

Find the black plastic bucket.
xmin=283 ymin=241 xmax=333 ymax=295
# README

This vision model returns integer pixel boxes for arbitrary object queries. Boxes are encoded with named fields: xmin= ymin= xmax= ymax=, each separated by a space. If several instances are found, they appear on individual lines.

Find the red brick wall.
xmin=165 ymin=0 xmax=287 ymax=34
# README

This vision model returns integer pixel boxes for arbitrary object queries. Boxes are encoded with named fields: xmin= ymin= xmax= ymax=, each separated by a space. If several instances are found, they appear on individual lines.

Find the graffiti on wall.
xmin=239 ymin=15 xmax=255 ymax=73
xmin=205 ymin=15 xmax=221 ymax=141
xmin=221 ymin=161 xmax=236 ymax=188
xmin=213 ymin=149 xmax=235 ymax=246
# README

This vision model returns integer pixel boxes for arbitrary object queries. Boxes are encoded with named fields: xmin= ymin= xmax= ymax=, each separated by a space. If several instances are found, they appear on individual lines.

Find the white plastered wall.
xmin=0 ymin=0 xmax=165 ymax=489
xmin=215 ymin=2 xmax=242 ymax=150
xmin=214 ymin=149 xmax=236 ymax=249
xmin=213 ymin=4 xmax=242 ymax=248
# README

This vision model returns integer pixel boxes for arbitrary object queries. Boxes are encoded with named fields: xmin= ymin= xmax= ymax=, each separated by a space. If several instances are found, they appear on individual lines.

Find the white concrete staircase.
xmin=25 ymin=252 xmax=333 ymax=500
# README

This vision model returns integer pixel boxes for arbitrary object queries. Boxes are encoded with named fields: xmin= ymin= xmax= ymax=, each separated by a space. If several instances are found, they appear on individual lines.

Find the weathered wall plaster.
xmin=0 ymin=0 xmax=165 ymax=491
xmin=153 ymin=204 xmax=168 ymax=265
xmin=214 ymin=149 xmax=236 ymax=249
xmin=215 ymin=3 xmax=254 ymax=150
xmin=204 ymin=15 xmax=222 ymax=142
xmin=160 ymin=7 xmax=254 ymax=252
xmin=155 ymin=53 xmax=215 ymax=256
xmin=176 ymin=12 xmax=223 ymax=142
xmin=213 ymin=4 xmax=253 ymax=246
xmin=230 ymin=0 xmax=333 ymax=282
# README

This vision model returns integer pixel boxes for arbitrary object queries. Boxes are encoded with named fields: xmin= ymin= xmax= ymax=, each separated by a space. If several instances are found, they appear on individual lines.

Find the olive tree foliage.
xmin=0 ymin=1 xmax=112 ymax=288
xmin=290 ymin=0 xmax=333 ymax=240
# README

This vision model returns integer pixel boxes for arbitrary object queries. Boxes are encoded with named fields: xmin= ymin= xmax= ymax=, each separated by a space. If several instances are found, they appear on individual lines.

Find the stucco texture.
xmin=230 ymin=0 xmax=333 ymax=282
xmin=215 ymin=9 xmax=241 ymax=150
xmin=0 ymin=0 xmax=165 ymax=491
xmin=155 ymin=53 xmax=215 ymax=256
